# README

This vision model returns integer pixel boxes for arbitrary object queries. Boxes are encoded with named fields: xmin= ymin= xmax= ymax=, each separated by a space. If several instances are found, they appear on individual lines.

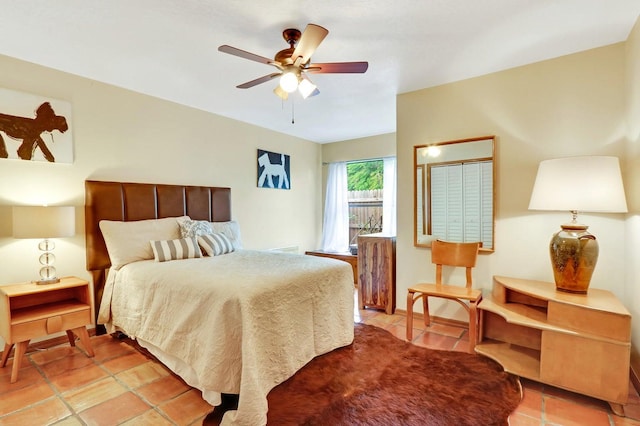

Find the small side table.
xmin=0 ymin=276 xmax=94 ymax=383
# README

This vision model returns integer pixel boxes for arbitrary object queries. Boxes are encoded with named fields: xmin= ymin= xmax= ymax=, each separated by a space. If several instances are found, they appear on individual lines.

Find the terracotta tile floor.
xmin=0 ymin=298 xmax=639 ymax=425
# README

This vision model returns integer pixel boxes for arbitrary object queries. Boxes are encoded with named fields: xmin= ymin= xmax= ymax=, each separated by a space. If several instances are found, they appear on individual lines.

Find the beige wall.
xmin=0 ymin=54 xmax=324 ymax=292
xmin=625 ymin=17 xmax=640 ymax=346
xmin=322 ymin=133 xmax=396 ymax=164
xmin=397 ymin=43 xmax=631 ymax=333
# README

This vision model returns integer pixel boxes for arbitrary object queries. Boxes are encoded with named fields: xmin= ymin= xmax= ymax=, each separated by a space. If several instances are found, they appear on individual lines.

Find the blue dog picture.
xmin=257 ymin=149 xmax=290 ymax=190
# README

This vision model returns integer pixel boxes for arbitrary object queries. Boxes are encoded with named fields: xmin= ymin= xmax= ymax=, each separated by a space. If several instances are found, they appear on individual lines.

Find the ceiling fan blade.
xmin=291 ymin=24 xmax=328 ymax=65
xmin=218 ymin=45 xmax=275 ymax=65
xmin=307 ymin=62 xmax=369 ymax=73
xmin=237 ymin=73 xmax=281 ymax=89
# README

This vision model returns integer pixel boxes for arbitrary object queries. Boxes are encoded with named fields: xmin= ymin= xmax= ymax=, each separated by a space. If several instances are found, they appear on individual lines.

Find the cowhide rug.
xmin=203 ymin=323 xmax=522 ymax=426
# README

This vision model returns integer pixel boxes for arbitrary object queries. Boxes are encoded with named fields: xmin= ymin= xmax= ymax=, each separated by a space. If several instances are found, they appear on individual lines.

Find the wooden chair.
xmin=406 ymin=240 xmax=482 ymax=353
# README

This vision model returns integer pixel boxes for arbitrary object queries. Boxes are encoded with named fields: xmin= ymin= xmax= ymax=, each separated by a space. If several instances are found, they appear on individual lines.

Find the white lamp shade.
xmin=298 ymin=77 xmax=317 ymax=99
xmin=528 ymin=156 xmax=628 ymax=213
xmin=13 ymin=206 xmax=76 ymax=239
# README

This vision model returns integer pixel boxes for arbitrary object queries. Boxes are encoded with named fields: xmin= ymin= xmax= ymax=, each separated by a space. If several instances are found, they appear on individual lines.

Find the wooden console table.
xmin=476 ymin=275 xmax=631 ymax=416
xmin=305 ymin=250 xmax=358 ymax=286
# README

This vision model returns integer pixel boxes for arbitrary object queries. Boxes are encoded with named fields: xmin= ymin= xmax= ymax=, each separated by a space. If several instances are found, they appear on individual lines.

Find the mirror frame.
xmin=414 ymin=135 xmax=496 ymax=252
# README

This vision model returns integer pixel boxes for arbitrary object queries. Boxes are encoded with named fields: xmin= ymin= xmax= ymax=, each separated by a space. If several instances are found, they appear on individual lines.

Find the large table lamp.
xmin=13 ymin=206 xmax=76 ymax=284
xmin=528 ymin=156 xmax=627 ymax=293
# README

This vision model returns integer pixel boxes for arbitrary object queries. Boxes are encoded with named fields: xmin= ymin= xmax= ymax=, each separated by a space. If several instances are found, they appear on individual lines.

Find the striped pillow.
xmin=198 ymin=233 xmax=235 ymax=256
xmin=150 ymin=237 xmax=202 ymax=262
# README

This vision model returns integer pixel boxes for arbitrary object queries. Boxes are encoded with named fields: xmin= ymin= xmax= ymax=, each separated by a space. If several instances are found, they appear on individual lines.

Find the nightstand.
xmin=0 ymin=276 xmax=95 ymax=383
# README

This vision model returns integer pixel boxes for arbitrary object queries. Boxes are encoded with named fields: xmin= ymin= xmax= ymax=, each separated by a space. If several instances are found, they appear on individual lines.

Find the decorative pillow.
xmin=99 ymin=216 xmax=187 ymax=270
xmin=210 ymin=220 xmax=243 ymax=250
xmin=198 ymin=233 xmax=235 ymax=256
xmin=176 ymin=217 xmax=213 ymax=238
xmin=150 ymin=237 xmax=202 ymax=262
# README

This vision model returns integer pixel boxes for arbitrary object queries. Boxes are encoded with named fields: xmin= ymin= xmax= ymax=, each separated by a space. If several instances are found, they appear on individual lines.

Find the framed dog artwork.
xmin=257 ymin=149 xmax=290 ymax=190
xmin=0 ymin=87 xmax=73 ymax=164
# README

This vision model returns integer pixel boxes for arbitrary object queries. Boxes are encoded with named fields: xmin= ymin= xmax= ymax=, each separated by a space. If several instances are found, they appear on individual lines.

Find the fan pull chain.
xmin=291 ymin=99 xmax=295 ymax=124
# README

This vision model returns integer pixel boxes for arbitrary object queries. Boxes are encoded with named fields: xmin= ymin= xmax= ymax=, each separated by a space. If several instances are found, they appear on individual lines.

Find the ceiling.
xmin=1 ymin=1 xmax=639 ymax=144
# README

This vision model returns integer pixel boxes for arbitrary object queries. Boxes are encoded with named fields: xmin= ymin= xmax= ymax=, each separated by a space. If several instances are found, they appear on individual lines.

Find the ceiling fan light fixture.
xmin=279 ymin=71 xmax=299 ymax=93
xmin=274 ymin=85 xmax=289 ymax=100
xmin=298 ymin=77 xmax=317 ymax=99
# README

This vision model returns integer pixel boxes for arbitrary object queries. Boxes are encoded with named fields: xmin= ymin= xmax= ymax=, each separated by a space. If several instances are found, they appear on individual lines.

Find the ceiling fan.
xmin=218 ymin=24 xmax=368 ymax=100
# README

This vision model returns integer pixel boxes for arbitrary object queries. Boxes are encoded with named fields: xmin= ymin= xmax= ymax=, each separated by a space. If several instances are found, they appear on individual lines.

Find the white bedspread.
xmin=98 ymin=250 xmax=354 ymax=426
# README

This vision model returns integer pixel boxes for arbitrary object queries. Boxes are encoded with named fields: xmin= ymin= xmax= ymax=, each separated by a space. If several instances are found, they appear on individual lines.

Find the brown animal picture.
xmin=0 ymin=101 xmax=69 ymax=162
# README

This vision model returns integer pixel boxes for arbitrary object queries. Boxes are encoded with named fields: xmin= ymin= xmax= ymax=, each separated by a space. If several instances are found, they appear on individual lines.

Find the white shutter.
xmin=430 ymin=165 xmax=448 ymax=239
xmin=416 ymin=166 xmax=424 ymax=236
xmin=463 ymin=162 xmax=481 ymax=243
xmin=446 ymin=165 xmax=463 ymax=241
xmin=429 ymin=160 xmax=493 ymax=248
xmin=480 ymin=161 xmax=493 ymax=249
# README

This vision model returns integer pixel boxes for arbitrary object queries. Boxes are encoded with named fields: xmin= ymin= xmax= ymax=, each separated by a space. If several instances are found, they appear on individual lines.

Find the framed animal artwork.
xmin=257 ymin=149 xmax=290 ymax=190
xmin=0 ymin=87 xmax=73 ymax=163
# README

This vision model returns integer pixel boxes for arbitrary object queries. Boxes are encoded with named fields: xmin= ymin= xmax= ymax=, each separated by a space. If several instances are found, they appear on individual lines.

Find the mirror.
xmin=414 ymin=135 xmax=495 ymax=251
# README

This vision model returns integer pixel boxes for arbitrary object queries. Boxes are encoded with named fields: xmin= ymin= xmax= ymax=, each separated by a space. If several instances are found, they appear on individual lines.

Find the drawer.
xmin=11 ymin=308 xmax=91 ymax=343
xmin=540 ymin=331 xmax=630 ymax=403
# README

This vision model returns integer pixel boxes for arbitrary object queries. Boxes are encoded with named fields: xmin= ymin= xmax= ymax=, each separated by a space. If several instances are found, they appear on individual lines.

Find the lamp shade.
xmin=13 ymin=206 xmax=75 ymax=239
xmin=298 ymin=77 xmax=317 ymax=99
xmin=528 ymin=156 xmax=628 ymax=213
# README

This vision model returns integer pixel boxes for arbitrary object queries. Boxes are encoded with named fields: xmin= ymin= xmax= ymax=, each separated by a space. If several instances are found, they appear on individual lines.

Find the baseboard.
xmin=393 ymin=309 xmax=469 ymax=329
xmin=631 ymin=344 xmax=640 ymax=394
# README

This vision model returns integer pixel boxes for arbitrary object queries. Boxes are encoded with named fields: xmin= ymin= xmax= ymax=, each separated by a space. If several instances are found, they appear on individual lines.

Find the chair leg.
xmin=406 ymin=291 xmax=415 ymax=341
xmin=422 ymin=295 xmax=431 ymax=327
xmin=468 ymin=299 xmax=479 ymax=353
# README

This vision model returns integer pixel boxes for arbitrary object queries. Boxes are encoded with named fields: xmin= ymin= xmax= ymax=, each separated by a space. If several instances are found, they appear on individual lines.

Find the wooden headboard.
xmin=84 ymin=180 xmax=231 ymax=330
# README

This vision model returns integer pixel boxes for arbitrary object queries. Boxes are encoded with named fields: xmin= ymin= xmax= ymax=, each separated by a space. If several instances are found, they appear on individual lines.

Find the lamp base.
xmin=33 ymin=277 xmax=61 ymax=285
xmin=549 ymin=223 xmax=598 ymax=294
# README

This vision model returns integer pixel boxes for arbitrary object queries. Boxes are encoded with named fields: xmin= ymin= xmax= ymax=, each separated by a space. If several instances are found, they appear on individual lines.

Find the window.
xmin=347 ymin=160 xmax=383 ymax=245
xmin=321 ymin=158 xmax=396 ymax=253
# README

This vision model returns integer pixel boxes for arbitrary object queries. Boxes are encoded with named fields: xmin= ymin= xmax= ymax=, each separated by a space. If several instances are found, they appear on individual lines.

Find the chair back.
xmin=431 ymin=240 xmax=480 ymax=288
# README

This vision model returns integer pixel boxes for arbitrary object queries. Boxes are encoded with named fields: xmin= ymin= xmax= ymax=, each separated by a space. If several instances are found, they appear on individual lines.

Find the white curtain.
xmin=383 ymin=157 xmax=397 ymax=235
xmin=321 ymin=162 xmax=350 ymax=252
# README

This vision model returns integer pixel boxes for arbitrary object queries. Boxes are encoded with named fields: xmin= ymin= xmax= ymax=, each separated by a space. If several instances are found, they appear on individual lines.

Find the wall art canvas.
xmin=257 ymin=149 xmax=290 ymax=190
xmin=0 ymin=87 xmax=73 ymax=163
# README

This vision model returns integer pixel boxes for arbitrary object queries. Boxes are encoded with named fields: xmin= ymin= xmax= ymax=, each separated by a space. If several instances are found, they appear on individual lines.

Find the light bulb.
xmin=426 ymin=146 xmax=441 ymax=157
xmin=279 ymin=72 xmax=299 ymax=93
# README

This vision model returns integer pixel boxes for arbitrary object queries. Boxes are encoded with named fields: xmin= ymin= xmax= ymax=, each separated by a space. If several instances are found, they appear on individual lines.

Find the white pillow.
xmin=176 ymin=217 xmax=213 ymax=238
xmin=210 ymin=220 xmax=243 ymax=250
xmin=150 ymin=237 xmax=202 ymax=262
xmin=99 ymin=216 xmax=187 ymax=270
xmin=198 ymin=233 xmax=235 ymax=256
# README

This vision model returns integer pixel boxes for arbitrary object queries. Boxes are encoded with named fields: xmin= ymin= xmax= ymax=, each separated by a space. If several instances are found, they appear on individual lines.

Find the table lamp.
xmin=528 ymin=156 xmax=627 ymax=293
xmin=13 ymin=205 xmax=75 ymax=284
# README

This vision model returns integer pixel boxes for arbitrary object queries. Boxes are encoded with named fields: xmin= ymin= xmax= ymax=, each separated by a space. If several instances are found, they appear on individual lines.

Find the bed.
xmin=84 ymin=180 xmax=355 ymax=426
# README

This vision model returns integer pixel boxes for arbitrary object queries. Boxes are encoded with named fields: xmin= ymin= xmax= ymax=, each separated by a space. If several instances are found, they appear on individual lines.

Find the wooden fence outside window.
xmin=348 ymin=189 xmax=383 ymax=244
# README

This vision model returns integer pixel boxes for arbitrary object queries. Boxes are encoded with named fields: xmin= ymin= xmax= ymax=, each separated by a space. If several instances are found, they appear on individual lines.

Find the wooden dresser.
xmin=476 ymin=275 xmax=631 ymax=416
xmin=357 ymin=233 xmax=396 ymax=314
